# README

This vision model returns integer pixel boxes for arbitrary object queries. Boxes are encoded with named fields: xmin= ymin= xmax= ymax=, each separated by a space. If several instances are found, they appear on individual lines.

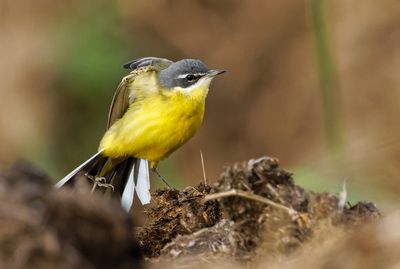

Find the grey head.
xmin=159 ymin=59 xmax=224 ymax=89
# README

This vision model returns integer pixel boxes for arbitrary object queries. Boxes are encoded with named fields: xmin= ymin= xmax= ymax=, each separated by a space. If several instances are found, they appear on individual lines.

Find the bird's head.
xmin=159 ymin=59 xmax=225 ymax=93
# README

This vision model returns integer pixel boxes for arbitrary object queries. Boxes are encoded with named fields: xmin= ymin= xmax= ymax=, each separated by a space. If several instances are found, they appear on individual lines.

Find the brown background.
xmin=1 ymin=0 xmax=400 ymax=210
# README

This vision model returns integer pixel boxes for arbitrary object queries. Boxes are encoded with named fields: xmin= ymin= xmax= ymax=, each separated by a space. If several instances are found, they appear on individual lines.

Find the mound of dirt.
xmin=0 ymin=161 xmax=142 ymax=269
xmin=0 ymin=157 xmax=381 ymax=269
xmin=136 ymin=184 xmax=221 ymax=258
xmin=139 ymin=157 xmax=380 ymax=266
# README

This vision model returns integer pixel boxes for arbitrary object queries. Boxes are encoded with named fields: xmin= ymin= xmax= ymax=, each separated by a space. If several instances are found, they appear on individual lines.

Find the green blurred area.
xmin=49 ymin=3 xmax=131 ymax=178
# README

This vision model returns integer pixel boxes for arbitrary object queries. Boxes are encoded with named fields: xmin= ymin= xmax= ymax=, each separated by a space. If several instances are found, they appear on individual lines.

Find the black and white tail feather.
xmin=121 ymin=158 xmax=150 ymax=209
xmin=55 ymin=152 xmax=151 ymax=211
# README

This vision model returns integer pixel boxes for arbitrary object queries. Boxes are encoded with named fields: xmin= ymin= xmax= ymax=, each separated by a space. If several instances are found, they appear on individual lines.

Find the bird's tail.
xmin=55 ymin=151 xmax=105 ymax=188
xmin=121 ymin=158 xmax=151 ymax=210
xmin=55 ymin=152 xmax=151 ymax=211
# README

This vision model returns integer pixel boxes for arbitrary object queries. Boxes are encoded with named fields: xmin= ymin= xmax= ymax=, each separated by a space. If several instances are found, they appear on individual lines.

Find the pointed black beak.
xmin=206 ymin=69 xmax=226 ymax=77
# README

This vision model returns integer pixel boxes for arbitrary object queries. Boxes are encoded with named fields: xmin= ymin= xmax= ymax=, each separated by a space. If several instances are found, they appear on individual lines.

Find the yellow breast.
xmin=99 ymin=85 xmax=207 ymax=165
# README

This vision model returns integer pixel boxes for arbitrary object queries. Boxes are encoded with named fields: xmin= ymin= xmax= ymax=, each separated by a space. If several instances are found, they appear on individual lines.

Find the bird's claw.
xmin=86 ymin=174 xmax=115 ymax=193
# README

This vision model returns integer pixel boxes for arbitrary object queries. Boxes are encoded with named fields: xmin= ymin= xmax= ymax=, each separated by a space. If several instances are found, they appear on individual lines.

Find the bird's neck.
xmin=172 ymin=85 xmax=209 ymax=104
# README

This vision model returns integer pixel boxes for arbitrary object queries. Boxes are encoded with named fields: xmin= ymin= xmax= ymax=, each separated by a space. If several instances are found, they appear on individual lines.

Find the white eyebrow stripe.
xmin=177 ymin=73 xmax=188 ymax=79
xmin=176 ymin=73 xmax=207 ymax=79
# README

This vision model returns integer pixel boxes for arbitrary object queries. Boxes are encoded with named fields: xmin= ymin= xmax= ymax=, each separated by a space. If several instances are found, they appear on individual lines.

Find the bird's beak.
xmin=206 ymin=69 xmax=226 ymax=77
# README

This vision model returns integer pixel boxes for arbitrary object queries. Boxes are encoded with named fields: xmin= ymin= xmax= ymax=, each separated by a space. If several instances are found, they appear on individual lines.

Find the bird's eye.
xmin=186 ymin=74 xmax=196 ymax=81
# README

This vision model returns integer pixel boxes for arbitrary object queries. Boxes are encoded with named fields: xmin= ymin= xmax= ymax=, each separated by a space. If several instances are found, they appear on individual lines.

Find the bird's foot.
xmin=86 ymin=174 xmax=115 ymax=193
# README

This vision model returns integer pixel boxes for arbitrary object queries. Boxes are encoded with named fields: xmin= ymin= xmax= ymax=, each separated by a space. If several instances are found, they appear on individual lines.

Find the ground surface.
xmin=0 ymin=157 xmax=385 ymax=269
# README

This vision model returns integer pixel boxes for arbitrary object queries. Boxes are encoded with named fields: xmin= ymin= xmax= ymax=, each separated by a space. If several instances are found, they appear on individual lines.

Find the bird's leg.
xmin=85 ymin=173 xmax=115 ymax=193
xmin=152 ymin=167 xmax=172 ymax=189
xmin=87 ymin=158 xmax=122 ymax=193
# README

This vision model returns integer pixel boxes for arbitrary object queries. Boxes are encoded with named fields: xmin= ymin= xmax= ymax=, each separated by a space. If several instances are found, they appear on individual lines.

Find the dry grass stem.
xmin=204 ymin=189 xmax=298 ymax=217
xmin=200 ymin=150 xmax=207 ymax=186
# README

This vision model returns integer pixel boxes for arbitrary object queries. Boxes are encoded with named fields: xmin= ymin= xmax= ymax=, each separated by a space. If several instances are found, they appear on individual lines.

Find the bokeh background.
xmin=1 ymin=0 xmax=400 ymax=211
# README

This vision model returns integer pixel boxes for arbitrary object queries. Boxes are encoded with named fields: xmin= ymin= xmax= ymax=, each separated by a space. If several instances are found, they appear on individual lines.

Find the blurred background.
xmin=1 ymin=0 xmax=400 ymax=211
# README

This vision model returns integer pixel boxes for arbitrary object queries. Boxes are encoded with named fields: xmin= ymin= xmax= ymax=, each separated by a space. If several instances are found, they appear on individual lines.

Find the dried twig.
xmin=204 ymin=189 xmax=298 ymax=217
xmin=200 ymin=150 xmax=207 ymax=186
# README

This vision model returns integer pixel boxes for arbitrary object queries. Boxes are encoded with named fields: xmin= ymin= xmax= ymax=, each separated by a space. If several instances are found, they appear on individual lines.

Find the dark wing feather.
xmin=107 ymin=57 xmax=174 ymax=129
xmin=107 ymin=75 xmax=134 ymax=128
xmin=123 ymin=57 xmax=173 ymax=70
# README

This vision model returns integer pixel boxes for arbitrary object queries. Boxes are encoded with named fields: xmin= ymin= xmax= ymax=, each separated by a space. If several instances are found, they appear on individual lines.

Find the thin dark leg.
xmin=153 ymin=167 xmax=172 ymax=188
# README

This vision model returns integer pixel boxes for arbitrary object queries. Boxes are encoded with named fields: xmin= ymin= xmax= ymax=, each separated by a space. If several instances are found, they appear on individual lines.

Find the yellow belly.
xmin=99 ymin=89 xmax=206 ymax=165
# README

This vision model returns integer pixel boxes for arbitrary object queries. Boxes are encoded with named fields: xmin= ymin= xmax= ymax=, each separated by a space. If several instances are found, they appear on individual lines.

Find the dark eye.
xmin=186 ymin=74 xmax=196 ymax=81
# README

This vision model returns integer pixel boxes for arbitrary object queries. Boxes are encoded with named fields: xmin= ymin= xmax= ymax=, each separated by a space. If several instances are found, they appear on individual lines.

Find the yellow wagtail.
xmin=56 ymin=57 xmax=225 ymax=210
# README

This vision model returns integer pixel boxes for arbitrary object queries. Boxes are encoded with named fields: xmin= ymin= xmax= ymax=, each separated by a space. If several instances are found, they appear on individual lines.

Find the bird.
xmin=55 ymin=57 xmax=225 ymax=211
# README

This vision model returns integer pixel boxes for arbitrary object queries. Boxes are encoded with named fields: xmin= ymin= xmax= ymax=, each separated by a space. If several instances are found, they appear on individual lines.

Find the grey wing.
xmin=123 ymin=57 xmax=173 ymax=70
xmin=107 ymin=57 xmax=174 ymax=128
